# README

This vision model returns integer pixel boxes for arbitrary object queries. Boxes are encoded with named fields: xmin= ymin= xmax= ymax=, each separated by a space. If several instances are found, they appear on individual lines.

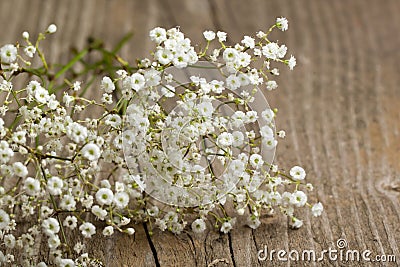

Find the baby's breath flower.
xmin=276 ymin=17 xmax=289 ymax=31
xmin=59 ymin=259 xmax=75 ymax=267
xmin=12 ymin=162 xmax=28 ymax=177
xmin=203 ymin=30 xmax=216 ymax=41
xmin=42 ymin=218 xmax=60 ymax=236
xmin=0 ymin=44 xmax=17 ymax=63
xmin=291 ymin=217 xmax=303 ymax=229
xmin=0 ymin=209 xmax=10 ymax=230
xmin=288 ymin=55 xmax=297 ymax=70
xmin=23 ymin=177 xmax=41 ymax=196
xmin=217 ymin=31 xmax=227 ymax=42
xmin=47 ymin=24 xmax=57 ymax=34
xmin=125 ymin=227 xmax=135 ymax=235
xmin=241 ymin=36 xmax=255 ymax=48
xmin=95 ymin=188 xmax=114 ymax=206
xmin=220 ymin=221 xmax=233 ymax=234
xmin=191 ymin=218 xmax=206 ymax=234
xmin=102 ymin=226 xmax=114 ymax=236
xmin=311 ymin=202 xmax=324 ymax=217
xmin=149 ymin=27 xmax=167 ymax=44
xmin=266 ymin=80 xmax=278 ymax=90
xmin=79 ymin=222 xmax=96 ymax=238
xmin=290 ymin=166 xmax=306 ymax=181
xmin=63 ymin=216 xmax=78 ymax=229
xmin=81 ymin=143 xmax=101 ymax=161
xmin=23 ymin=45 xmax=36 ymax=57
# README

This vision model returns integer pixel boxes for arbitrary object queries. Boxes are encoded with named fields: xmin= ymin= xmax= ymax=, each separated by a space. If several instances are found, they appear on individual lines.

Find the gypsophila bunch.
xmin=0 ymin=17 xmax=322 ymax=266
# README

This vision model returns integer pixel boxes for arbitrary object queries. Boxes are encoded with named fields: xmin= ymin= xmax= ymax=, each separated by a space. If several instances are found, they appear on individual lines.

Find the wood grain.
xmin=0 ymin=0 xmax=399 ymax=266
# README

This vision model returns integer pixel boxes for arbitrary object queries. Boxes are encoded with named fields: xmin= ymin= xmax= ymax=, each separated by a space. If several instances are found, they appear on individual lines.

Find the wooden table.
xmin=1 ymin=0 xmax=399 ymax=266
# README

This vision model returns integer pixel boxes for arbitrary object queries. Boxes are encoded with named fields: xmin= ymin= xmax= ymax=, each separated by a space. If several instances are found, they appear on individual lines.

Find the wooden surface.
xmin=1 ymin=0 xmax=400 ymax=266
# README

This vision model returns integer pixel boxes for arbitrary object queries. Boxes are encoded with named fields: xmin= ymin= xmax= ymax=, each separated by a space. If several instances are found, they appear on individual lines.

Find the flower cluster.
xmin=0 ymin=18 xmax=322 ymax=266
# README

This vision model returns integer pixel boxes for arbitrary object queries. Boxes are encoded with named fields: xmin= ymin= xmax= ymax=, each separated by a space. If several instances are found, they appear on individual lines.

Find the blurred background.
xmin=1 ymin=0 xmax=399 ymax=266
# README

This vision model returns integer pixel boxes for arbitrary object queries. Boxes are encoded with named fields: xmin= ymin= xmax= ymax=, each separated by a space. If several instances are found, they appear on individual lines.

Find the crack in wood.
xmin=227 ymin=233 xmax=236 ymax=267
xmin=143 ymin=223 xmax=161 ymax=267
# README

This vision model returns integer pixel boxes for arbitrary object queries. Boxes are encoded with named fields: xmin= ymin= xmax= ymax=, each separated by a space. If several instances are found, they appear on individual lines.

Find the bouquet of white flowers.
xmin=0 ymin=18 xmax=322 ymax=266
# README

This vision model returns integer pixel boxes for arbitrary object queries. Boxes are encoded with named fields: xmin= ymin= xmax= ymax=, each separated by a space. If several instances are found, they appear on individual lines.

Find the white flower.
xmin=0 ymin=141 xmax=13 ymax=163
xmin=247 ymin=216 xmax=261 ymax=229
xmin=130 ymin=73 xmax=146 ymax=91
xmin=42 ymin=217 xmax=60 ymax=236
xmin=217 ymin=31 xmax=227 ymax=42
xmin=288 ymin=55 xmax=296 ymax=70
xmin=0 ymin=44 xmax=17 ymax=63
xmin=260 ymin=125 xmax=274 ymax=139
xmin=72 ymin=81 xmax=81 ymax=91
xmin=23 ymin=177 xmax=41 ymax=196
xmin=277 ymin=130 xmax=286 ymax=138
xmin=191 ymin=218 xmax=206 ymax=234
xmin=232 ymin=131 xmax=244 ymax=147
xmin=91 ymin=205 xmax=107 ymax=220
xmin=47 ymin=176 xmax=63 ymax=195
xmin=81 ymin=143 xmax=101 ymax=161
xmin=276 ymin=17 xmax=289 ymax=31
xmin=4 ymin=234 xmax=16 ymax=249
xmin=264 ymin=137 xmax=278 ymax=150
xmin=256 ymin=31 xmax=267 ymax=38
xmin=79 ymin=222 xmax=96 ymax=238
xmin=262 ymin=42 xmax=279 ymax=60
xmin=22 ymin=31 xmax=30 ymax=39
xmin=291 ymin=218 xmax=303 ymax=229
xmin=59 ymin=194 xmax=76 ymax=211
xmin=0 ymin=209 xmax=10 ymax=230
xmin=102 ymin=226 xmax=114 ymax=236
xmin=290 ymin=166 xmax=306 ymax=181
xmin=291 ymin=191 xmax=307 ymax=207
xmin=197 ymin=101 xmax=214 ymax=117
xmin=311 ymin=202 xmax=323 ymax=217
xmin=155 ymin=48 xmax=173 ymax=65
xmin=144 ymin=69 xmax=161 ymax=87
xmin=63 ymin=216 xmax=78 ymax=229
xmin=277 ymin=44 xmax=287 ymax=58
xmin=66 ymin=123 xmax=88 ymax=143
xmin=203 ymin=30 xmax=216 ymax=41
xmin=149 ymin=27 xmax=167 ymax=44
xmin=96 ymin=188 xmax=114 ymax=206
xmin=59 ymin=259 xmax=75 ymax=267
xmin=220 ymin=221 xmax=233 ymax=233
xmin=226 ymin=74 xmax=241 ymax=90
xmin=12 ymin=162 xmax=28 ymax=177
xmin=47 ymin=24 xmax=57 ymax=34
xmin=115 ymin=181 xmax=125 ymax=192
xmin=241 ymin=36 xmax=255 ymax=48
xmin=266 ymin=80 xmax=278 ymax=90
xmin=63 ymin=93 xmax=75 ymax=107
xmin=113 ymin=191 xmax=129 ymax=209
xmin=261 ymin=108 xmax=275 ymax=123
xmin=229 ymin=159 xmax=245 ymax=176
xmin=217 ymin=132 xmax=233 ymax=147
xmin=245 ymin=110 xmax=258 ymax=123
xmin=101 ymin=76 xmax=115 ymax=93
xmin=101 ymin=93 xmax=113 ymax=104
xmin=126 ymin=228 xmax=135 ymax=235
xmin=23 ymin=45 xmax=36 ymax=57
xmin=48 ymin=234 xmax=61 ymax=249
xmin=223 ymin=48 xmax=238 ymax=63
xmin=12 ymin=130 xmax=26 ymax=144
xmin=249 ymin=154 xmax=264 ymax=169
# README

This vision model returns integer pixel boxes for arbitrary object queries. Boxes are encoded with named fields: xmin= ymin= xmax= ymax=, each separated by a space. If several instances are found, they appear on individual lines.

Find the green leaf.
xmin=54 ymin=48 xmax=88 ymax=80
